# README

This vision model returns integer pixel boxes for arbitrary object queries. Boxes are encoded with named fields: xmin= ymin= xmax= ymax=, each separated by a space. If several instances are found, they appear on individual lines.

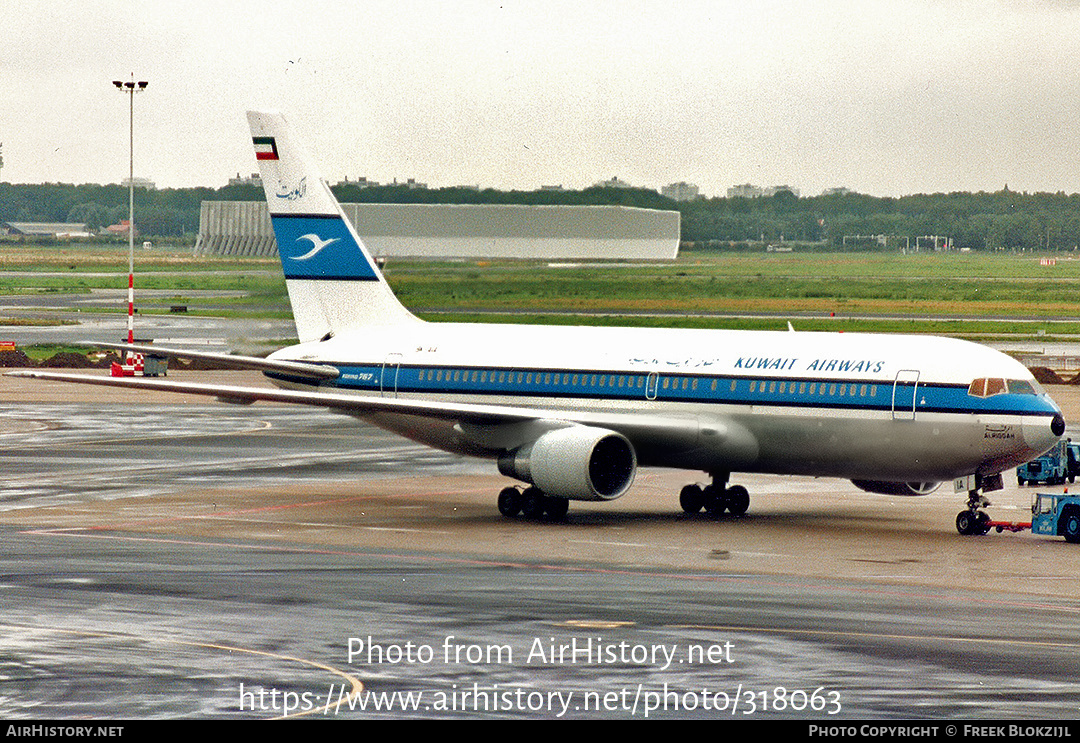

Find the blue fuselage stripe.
xmin=265 ymin=363 xmax=1057 ymax=418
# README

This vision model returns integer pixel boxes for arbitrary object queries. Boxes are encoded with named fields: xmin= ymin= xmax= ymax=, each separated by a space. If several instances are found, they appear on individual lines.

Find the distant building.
xmin=390 ymin=178 xmax=427 ymax=190
xmin=228 ymin=172 xmax=262 ymax=187
xmin=105 ymin=219 xmax=139 ymax=238
xmin=334 ymin=176 xmax=379 ymax=188
xmin=763 ymin=185 xmax=799 ymax=198
xmin=594 ymin=176 xmax=635 ymax=190
xmin=539 ymin=184 xmax=565 ymax=192
xmin=727 ymin=183 xmax=801 ymax=199
xmin=196 ymin=202 xmax=680 ymax=261
xmin=121 ymin=176 xmax=156 ymax=190
xmin=727 ymin=183 xmax=763 ymax=199
xmin=3 ymin=222 xmax=92 ymax=238
xmin=821 ymin=187 xmax=854 ymax=197
xmin=661 ymin=182 xmax=700 ymax=201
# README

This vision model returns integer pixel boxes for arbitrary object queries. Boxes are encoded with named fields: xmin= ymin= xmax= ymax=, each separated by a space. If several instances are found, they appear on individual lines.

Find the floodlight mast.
xmin=112 ymin=75 xmax=148 ymax=349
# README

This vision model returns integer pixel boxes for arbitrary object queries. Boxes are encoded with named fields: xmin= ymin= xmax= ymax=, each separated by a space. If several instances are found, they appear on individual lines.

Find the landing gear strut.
xmin=680 ymin=472 xmax=750 ymax=517
xmin=497 ymin=485 xmax=569 ymax=521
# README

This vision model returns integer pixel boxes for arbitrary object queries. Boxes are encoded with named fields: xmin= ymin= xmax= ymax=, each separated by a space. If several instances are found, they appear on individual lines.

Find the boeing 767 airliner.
xmin=12 ymin=110 xmax=1065 ymax=535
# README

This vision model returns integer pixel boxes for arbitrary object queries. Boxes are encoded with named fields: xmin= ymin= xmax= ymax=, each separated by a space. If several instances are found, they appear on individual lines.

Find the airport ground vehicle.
xmin=1030 ymin=492 xmax=1080 ymax=543
xmin=1068 ymin=442 xmax=1080 ymax=482
xmin=1017 ymin=440 xmax=1069 ymax=485
xmin=983 ymin=492 xmax=1080 ymax=543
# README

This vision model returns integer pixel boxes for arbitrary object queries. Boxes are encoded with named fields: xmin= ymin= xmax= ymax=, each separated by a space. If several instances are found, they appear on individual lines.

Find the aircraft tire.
xmin=544 ymin=496 xmax=570 ymax=520
xmin=703 ymin=485 xmax=726 ymax=517
xmin=1059 ymin=507 xmax=1080 ymax=544
xmin=679 ymin=484 xmax=704 ymax=514
xmin=726 ymin=485 xmax=750 ymax=517
xmin=976 ymin=510 xmax=991 ymax=535
xmin=955 ymin=510 xmax=976 ymax=536
xmin=521 ymin=487 xmax=546 ymax=520
xmin=498 ymin=487 xmax=521 ymax=518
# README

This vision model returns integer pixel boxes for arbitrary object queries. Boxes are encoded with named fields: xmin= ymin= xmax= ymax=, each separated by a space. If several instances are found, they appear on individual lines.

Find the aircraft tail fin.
xmin=246 ymin=110 xmax=418 ymax=342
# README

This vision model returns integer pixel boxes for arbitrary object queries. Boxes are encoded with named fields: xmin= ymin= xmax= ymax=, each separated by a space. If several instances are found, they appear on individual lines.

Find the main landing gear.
xmin=497 ymin=486 xmax=569 ymax=521
xmin=679 ymin=472 xmax=750 ymax=518
xmin=955 ymin=473 xmax=1003 ymax=536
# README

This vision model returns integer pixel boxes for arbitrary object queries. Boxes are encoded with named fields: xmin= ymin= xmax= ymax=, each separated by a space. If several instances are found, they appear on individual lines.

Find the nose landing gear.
xmin=955 ymin=473 xmax=1002 ymax=536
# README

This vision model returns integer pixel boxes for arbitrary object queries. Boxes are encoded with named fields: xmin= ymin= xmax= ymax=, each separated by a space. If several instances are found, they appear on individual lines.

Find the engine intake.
xmin=498 ymin=426 xmax=636 ymax=501
xmin=851 ymin=480 xmax=940 ymax=496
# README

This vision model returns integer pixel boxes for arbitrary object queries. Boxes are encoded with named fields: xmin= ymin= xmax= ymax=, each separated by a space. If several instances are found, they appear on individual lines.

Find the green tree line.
xmin=4 ymin=180 xmax=1080 ymax=251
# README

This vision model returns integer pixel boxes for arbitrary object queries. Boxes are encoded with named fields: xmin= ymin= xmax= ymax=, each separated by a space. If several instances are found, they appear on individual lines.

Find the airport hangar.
xmin=195 ymin=201 xmax=680 ymax=260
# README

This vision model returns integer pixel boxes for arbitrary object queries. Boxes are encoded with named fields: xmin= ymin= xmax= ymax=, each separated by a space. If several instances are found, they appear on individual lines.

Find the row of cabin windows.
xmin=412 ymin=368 xmax=879 ymax=399
xmin=420 ymin=369 xmax=646 ymax=389
xmin=748 ymin=379 xmax=878 ymax=398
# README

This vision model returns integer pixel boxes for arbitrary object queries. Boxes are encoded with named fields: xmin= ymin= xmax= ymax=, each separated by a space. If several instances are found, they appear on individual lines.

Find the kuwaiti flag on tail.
xmin=252 ymin=136 xmax=279 ymax=160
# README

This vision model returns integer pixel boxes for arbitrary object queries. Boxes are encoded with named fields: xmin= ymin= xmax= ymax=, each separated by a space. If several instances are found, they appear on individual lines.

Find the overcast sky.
xmin=4 ymin=0 xmax=1080 ymax=197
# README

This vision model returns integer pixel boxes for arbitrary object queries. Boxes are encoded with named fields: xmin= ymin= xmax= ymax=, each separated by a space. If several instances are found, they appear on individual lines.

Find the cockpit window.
xmin=968 ymin=377 xmax=1039 ymax=397
xmin=1006 ymin=379 xmax=1037 ymax=395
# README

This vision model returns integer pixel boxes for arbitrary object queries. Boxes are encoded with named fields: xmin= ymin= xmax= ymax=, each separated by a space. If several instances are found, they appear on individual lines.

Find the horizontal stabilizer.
xmin=83 ymin=342 xmax=339 ymax=381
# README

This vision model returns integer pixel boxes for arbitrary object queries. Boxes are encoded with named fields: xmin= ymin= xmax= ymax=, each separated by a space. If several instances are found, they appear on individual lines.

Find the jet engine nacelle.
xmin=851 ymin=479 xmax=941 ymax=496
xmin=497 ymin=426 xmax=636 ymax=501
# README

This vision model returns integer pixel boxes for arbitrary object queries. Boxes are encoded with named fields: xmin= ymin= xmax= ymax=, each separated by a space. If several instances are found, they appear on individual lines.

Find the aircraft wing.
xmin=3 ymin=370 xmax=701 ymax=445
xmin=85 ymin=342 xmax=339 ymax=381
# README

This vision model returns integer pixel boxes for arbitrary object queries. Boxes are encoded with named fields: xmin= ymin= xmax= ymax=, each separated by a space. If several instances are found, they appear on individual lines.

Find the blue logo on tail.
xmin=270 ymin=214 xmax=378 ymax=281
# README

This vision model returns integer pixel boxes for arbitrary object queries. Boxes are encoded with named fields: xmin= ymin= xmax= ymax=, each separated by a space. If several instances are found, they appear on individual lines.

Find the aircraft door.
xmin=381 ymin=353 xmax=403 ymax=398
xmin=645 ymin=372 xmax=659 ymax=400
xmin=891 ymin=369 xmax=920 ymax=420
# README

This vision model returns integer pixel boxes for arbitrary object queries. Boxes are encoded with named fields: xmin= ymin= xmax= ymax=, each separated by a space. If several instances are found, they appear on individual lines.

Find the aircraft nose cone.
xmin=1023 ymin=414 xmax=1066 ymax=460
xmin=1052 ymin=413 xmax=1066 ymax=438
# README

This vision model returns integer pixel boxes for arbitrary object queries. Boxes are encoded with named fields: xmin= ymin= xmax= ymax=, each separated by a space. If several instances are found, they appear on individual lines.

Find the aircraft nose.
xmin=1023 ymin=413 xmax=1065 ymax=458
xmin=1052 ymin=413 xmax=1066 ymax=438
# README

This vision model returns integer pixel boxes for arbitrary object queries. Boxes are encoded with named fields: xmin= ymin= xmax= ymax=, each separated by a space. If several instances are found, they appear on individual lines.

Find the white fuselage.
xmin=268 ymin=321 xmax=1064 ymax=484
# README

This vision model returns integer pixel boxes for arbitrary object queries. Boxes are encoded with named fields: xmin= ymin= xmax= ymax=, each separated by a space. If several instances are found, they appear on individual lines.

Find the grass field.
xmin=2 ymin=244 xmax=1079 ymax=341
